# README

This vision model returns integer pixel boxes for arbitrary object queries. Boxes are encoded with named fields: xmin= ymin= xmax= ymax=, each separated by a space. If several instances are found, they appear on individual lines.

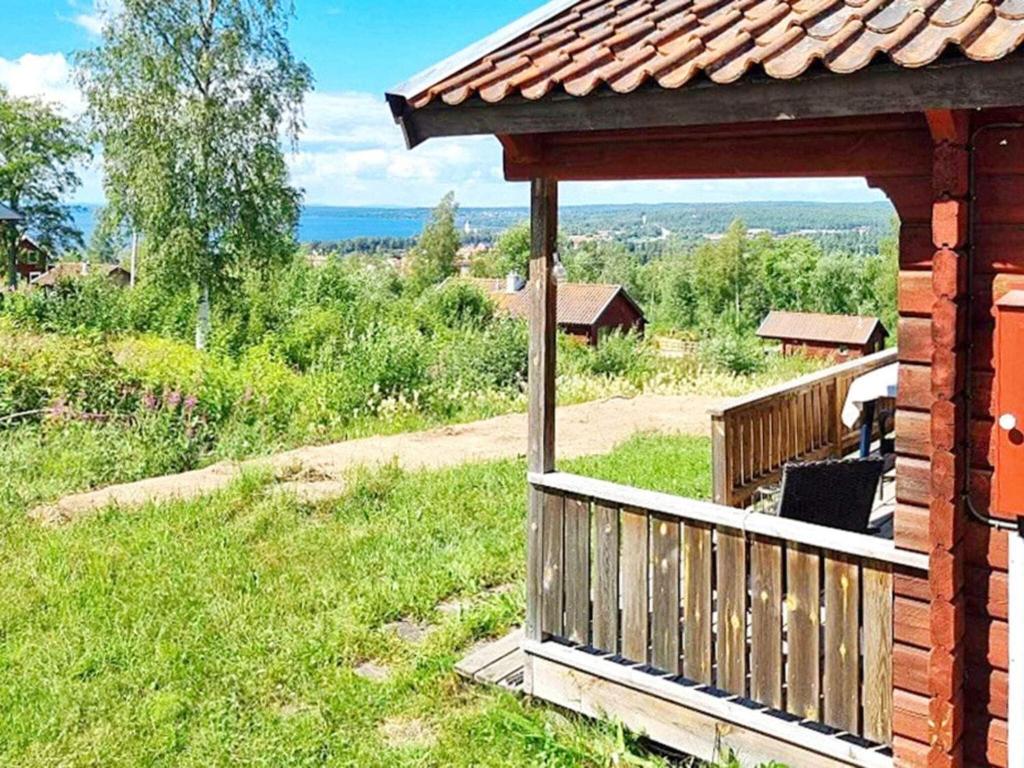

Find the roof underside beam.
xmin=500 ymin=114 xmax=934 ymax=181
xmin=392 ymin=54 xmax=1024 ymax=149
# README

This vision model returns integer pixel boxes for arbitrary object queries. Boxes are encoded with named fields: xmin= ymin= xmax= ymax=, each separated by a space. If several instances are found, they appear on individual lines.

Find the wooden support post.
xmin=922 ymin=108 xmax=969 ymax=768
xmin=526 ymin=177 xmax=558 ymax=646
xmin=711 ymin=415 xmax=731 ymax=506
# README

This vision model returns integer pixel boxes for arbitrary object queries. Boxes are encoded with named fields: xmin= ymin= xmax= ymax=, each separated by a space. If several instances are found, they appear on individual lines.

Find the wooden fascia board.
xmin=394 ymin=54 xmax=1024 ymax=149
xmin=501 ymin=120 xmax=933 ymax=181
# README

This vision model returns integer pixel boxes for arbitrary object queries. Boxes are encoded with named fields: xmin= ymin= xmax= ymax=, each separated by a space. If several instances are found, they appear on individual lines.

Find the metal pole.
xmin=130 ymin=230 xmax=138 ymax=288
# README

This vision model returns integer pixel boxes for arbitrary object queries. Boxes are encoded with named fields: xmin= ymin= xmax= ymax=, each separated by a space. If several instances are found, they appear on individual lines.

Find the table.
xmin=842 ymin=362 xmax=899 ymax=457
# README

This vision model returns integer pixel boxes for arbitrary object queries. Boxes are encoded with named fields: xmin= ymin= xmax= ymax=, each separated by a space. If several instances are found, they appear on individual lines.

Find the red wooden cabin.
xmin=389 ymin=2 xmax=1024 ymax=766
xmin=464 ymin=277 xmax=646 ymax=345
xmin=758 ymin=310 xmax=889 ymax=361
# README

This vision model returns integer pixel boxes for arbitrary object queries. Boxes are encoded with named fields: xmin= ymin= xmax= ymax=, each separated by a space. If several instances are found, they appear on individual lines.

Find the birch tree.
xmin=78 ymin=0 xmax=312 ymax=348
xmin=0 ymin=89 xmax=88 ymax=289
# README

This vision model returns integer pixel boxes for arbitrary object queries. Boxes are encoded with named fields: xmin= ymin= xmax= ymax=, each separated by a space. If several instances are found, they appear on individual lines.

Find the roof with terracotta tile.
xmin=31 ymin=262 xmax=130 ymax=288
xmin=756 ymin=310 xmax=888 ymax=345
xmin=462 ymin=277 xmax=645 ymax=326
xmin=393 ymin=0 xmax=1024 ymax=113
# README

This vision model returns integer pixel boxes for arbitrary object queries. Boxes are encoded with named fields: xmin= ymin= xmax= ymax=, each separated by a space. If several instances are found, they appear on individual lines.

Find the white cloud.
xmin=68 ymin=0 xmax=120 ymax=37
xmin=288 ymin=90 xmax=888 ymax=207
xmin=0 ymin=53 xmax=103 ymax=202
xmin=73 ymin=13 xmax=105 ymax=36
xmin=0 ymin=53 xmax=84 ymax=115
xmin=289 ymin=90 xmax=513 ymax=206
xmin=0 ymin=50 xmax=890 ymax=208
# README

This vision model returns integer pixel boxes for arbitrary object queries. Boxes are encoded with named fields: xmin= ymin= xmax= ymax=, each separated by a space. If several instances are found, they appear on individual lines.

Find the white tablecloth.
xmin=841 ymin=363 xmax=899 ymax=428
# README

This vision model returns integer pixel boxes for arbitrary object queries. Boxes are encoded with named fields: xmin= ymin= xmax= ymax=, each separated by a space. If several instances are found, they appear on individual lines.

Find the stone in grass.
xmin=378 ymin=716 xmax=437 ymax=750
xmin=436 ymin=583 xmax=517 ymax=616
xmin=354 ymin=661 xmax=391 ymax=682
xmin=384 ymin=619 xmax=432 ymax=644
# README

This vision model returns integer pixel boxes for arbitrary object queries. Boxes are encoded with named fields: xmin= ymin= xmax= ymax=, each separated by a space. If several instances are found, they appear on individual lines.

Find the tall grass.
xmin=0 ymin=435 xmax=723 ymax=767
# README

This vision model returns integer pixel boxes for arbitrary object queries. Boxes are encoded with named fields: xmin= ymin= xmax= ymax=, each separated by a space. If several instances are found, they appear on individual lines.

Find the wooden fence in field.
xmin=527 ymin=471 xmax=928 ymax=754
xmin=709 ymin=348 xmax=898 ymax=509
xmin=653 ymin=336 xmax=701 ymax=358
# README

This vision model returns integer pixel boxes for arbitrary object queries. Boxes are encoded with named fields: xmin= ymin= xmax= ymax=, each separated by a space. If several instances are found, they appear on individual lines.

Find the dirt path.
xmin=31 ymin=393 xmax=721 ymax=525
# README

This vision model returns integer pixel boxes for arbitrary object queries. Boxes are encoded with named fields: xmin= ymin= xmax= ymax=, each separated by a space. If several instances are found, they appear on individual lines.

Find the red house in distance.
xmin=757 ymin=310 xmax=889 ymax=361
xmin=463 ymin=276 xmax=646 ymax=346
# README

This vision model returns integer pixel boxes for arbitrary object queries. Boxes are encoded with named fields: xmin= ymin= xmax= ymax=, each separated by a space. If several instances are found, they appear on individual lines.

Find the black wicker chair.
xmin=776 ymin=457 xmax=885 ymax=533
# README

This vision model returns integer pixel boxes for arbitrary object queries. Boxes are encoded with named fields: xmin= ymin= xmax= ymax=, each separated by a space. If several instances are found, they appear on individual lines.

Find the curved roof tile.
xmin=402 ymin=0 xmax=1024 ymax=111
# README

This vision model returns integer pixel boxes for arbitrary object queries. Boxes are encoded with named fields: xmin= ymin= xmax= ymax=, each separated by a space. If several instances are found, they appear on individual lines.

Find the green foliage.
xmin=77 ymin=0 xmax=313 ymax=346
xmin=471 ymin=221 xmax=531 ymax=279
xmin=701 ymin=327 xmax=768 ymax=376
xmin=627 ymin=217 xmax=899 ymax=340
xmin=0 ymin=87 xmax=90 ymax=288
xmin=417 ymin=280 xmax=495 ymax=331
xmin=407 ymin=192 xmax=460 ymax=294
xmin=561 ymin=330 xmax=654 ymax=383
xmin=563 ymin=239 xmax=641 ymax=294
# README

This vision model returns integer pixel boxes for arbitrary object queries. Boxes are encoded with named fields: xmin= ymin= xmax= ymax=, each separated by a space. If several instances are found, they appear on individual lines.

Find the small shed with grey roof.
xmin=0 ymin=204 xmax=24 ymax=223
xmin=757 ymin=310 xmax=888 ymax=361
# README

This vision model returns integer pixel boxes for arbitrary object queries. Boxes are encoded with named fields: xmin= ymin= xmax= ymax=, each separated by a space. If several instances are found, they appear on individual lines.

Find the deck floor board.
xmin=455 ymin=629 xmax=525 ymax=692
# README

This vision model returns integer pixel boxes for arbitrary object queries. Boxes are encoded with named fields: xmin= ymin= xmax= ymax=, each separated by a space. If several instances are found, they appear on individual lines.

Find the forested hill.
xmin=554 ymin=200 xmax=895 ymax=236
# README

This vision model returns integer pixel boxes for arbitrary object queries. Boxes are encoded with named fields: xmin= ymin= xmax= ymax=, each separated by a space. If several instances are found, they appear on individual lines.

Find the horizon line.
xmin=70 ymin=199 xmax=897 ymax=210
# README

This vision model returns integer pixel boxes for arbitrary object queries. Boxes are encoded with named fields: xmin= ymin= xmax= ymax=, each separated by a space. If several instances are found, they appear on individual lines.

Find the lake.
xmin=71 ymin=205 xmax=525 ymax=245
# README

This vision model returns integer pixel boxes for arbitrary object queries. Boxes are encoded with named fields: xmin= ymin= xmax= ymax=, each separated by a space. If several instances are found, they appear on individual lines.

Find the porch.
xmin=386 ymin=1 xmax=1024 ymax=761
xmin=517 ymin=345 xmax=921 ymax=767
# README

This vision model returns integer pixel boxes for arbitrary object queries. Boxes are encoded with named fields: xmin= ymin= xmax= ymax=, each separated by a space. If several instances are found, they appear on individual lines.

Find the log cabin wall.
xmin=872 ymin=109 xmax=1024 ymax=768
xmin=958 ymin=109 xmax=1024 ymax=768
xmin=867 ymin=129 xmax=941 ymax=768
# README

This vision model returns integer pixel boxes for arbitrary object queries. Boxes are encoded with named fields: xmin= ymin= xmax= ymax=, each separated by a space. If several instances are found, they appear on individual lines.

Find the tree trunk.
xmin=195 ymin=283 xmax=211 ymax=350
xmin=130 ymin=230 xmax=137 ymax=288
xmin=6 ymin=238 xmax=17 ymax=290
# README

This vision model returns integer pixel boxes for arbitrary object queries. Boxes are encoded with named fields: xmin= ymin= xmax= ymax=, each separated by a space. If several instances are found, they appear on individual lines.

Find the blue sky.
xmin=0 ymin=1 xmax=886 ymax=207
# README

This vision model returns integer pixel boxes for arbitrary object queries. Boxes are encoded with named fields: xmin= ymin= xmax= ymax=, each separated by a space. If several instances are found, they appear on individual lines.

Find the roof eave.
xmin=386 ymin=0 xmax=582 ymax=148
xmin=394 ymin=54 xmax=1024 ymax=146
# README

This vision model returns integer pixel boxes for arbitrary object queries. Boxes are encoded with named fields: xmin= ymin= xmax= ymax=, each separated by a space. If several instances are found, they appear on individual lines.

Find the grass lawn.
xmin=0 ymin=434 xmax=721 ymax=768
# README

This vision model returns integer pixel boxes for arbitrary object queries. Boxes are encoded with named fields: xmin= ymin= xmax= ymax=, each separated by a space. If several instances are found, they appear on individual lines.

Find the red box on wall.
xmin=995 ymin=290 xmax=1024 ymax=517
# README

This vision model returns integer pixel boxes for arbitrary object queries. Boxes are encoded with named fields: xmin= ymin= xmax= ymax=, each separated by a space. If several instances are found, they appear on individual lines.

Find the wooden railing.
xmin=528 ymin=471 xmax=928 ymax=749
xmin=710 ymin=349 xmax=898 ymax=508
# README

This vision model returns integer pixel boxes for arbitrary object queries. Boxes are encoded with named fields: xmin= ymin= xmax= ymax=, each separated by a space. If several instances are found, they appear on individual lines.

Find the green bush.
xmin=559 ymin=330 xmax=653 ymax=384
xmin=701 ymin=328 xmax=767 ymax=375
xmin=417 ymin=280 xmax=495 ymax=331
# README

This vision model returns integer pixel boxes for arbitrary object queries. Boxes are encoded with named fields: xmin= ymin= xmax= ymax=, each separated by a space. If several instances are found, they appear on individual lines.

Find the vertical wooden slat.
xmin=863 ymin=562 xmax=894 ymax=745
xmin=749 ymin=417 xmax=757 ymax=483
xmin=731 ymin=415 xmax=743 ymax=490
xmin=621 ymin=507 xmax=649 ymax=663
xmin=810 ymin=386 xmax=820 ymax=448
xmin=563 ymin=496 xmax=590 ymax=645
xmin=825 ymin=553 xmax=860 ymax=733
xmin=711 ymin=416 xmax=730 ymax=507
xmin=816 ymin=384 xmax=827 ymax=447
xmin=592 ymin=503 xmax=620 ymax=653
xmin=651 ymin=514 xmax=681 ymax=672
xmin=750 ymin=535 xmax=783 ymax=709
xmin=790 ymin=397 xmax=798 ymax=456
xmin=541 ymin=492 xmax=565 ymax=637
xmin=716 ymin=527 xmax=747 ymax=695
xmin=753 ymin=411 xmax=761 ymax=479
xmin=684 ymin=522 xmax=713 ymax=684
xmin=526 ymin=177 xmax=558 ymax=644
xmin=786 ymin=543 xmax=821 ymax=721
